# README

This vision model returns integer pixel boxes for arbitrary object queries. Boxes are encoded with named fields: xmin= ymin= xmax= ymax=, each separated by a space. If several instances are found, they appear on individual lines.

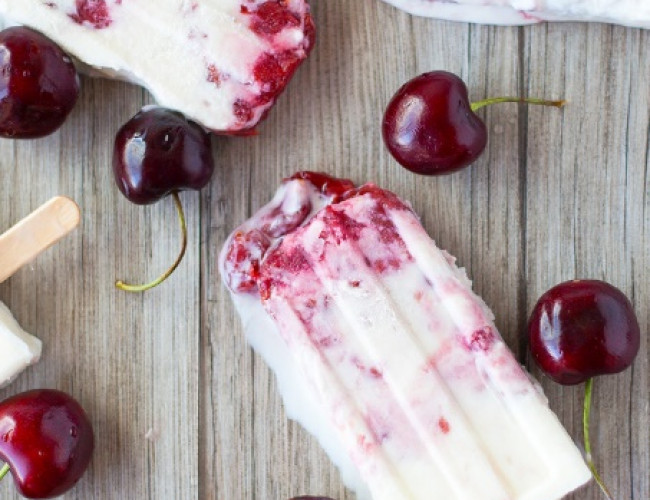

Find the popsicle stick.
xmin=0 ymin=196 xmax=80 ymax=283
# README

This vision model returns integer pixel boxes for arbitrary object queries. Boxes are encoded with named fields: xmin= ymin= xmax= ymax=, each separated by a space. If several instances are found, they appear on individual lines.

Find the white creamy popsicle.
xmin=0 ymin=0 xmax=314 ymax=133
xmin=0 ymin=197 xmax=80 ymax=386
xmin=220 ymin=173 xmax=592 ymax=500
xmin=0 ymin=302 xmax=41 ymax=387
xmin=381 ymin=0 xmax=650 ymax=28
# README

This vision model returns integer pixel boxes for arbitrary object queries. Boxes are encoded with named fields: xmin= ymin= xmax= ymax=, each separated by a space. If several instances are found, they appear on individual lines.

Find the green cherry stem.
xmin=0 ymin=463 xmax=9 ymax=481
xmin=470 ymin=97 xmax=566 ymax=112
xmin=116 ymin=191 xmax=187 ymax=293
xmin=583 ymin=378 xmax=614 ymax=500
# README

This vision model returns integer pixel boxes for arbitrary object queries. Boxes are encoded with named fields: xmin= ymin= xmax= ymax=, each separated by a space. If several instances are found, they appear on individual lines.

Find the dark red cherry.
xmin=0 ymin=389 xmax=94 ymax=498
xmin=382 ymin=71 xmax=486 ymax=175
xmin=113 ymin=107 xmax=214 ymax=292
xmin=382 ymin=71 xmax=564 ymax=175
xmin=528 ymin=279 xmax=640 ymax=385
xmin=0 ymin=27 xmax=80 ymax=139
xmin=113 ymin=107 xmax=214 ymax=205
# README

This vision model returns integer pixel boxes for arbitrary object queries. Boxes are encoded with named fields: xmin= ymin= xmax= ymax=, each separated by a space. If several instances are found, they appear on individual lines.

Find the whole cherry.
xmin=528 ymin=279 xmax=640 ymax=385
xmin=528 ymin=279 xmax=640 ymax=500
xmin=113 ymin=106 xmax=214 ymax=292
xmin=382 ymin=71 xmax=565 ymax=175
xmin=0 ymin=27 xmax=80 ymax=139
xmin=0 ymin=389 xmax=94 ymax=499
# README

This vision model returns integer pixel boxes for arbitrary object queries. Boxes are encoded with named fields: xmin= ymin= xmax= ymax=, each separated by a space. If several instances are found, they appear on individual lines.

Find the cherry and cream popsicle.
xmin=381 ymin=0 xmax=649 ymax=28
xmin=0 ymin=197 xmax=80 ymax=386
xmin=220 ymin=173 xmax=591 ymax=500
xmin=0 ymin=0 xmax=314 ymax=133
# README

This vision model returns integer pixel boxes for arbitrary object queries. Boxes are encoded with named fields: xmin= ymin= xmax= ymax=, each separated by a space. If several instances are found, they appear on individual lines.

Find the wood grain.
xmin=0 ymin=1 xmax=648 ymax=499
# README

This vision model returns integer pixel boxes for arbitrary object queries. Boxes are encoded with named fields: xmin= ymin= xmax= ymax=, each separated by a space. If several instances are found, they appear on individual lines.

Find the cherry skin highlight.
xmin=0 ymin=27 xmax=80 ymax=138
xmin=528 ymin=279 xmax=640 ymax=385
xmin=382 ymin=71 xmax=487 ymax=175
xmin=0 ymin=389 xmax=94 ymax=499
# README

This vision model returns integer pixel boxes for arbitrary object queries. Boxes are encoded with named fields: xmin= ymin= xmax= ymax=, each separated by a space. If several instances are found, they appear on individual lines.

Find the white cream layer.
xmin=381 ymin=0 xmax=650 ymax=28
xmin=0 ymin=301 xmax=41 ymax=386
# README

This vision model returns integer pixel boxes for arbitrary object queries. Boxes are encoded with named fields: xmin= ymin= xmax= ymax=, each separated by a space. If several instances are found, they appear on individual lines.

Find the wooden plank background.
xmin=0 ymin=1 xmax=648 ymax=498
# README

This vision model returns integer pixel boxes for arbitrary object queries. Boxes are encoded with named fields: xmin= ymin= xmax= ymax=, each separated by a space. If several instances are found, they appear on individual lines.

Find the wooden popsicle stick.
xmin=0 ymin=196 xmax=81 ymax=284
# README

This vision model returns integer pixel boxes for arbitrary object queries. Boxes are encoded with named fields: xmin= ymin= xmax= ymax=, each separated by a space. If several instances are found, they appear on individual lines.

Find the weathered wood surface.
xmin=0 ymin=1 xmax=648 ymax=498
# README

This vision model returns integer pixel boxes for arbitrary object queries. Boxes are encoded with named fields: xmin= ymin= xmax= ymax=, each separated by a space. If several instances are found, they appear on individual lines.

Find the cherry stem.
xmin=470 ymin=96 xmax=566 ymax=112
xmin=583 ymin=378 xmax=614 ymax=500
xmin=115 ymin=191 xmax=187 ymax=293
xmin=0 ymin=463 xmax=9 ymax=481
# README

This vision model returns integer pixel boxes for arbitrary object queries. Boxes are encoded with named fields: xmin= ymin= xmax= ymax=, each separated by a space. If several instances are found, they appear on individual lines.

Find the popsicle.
xmin=220 ymin=173 xmax=592 ymax=500
xmin=0 ymin=0 xmax=315 ymax=133
xmin=0 ymin=196 xmax=80 ymax=386
xmin=380 ymin=0 xmax=650 ymax=29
